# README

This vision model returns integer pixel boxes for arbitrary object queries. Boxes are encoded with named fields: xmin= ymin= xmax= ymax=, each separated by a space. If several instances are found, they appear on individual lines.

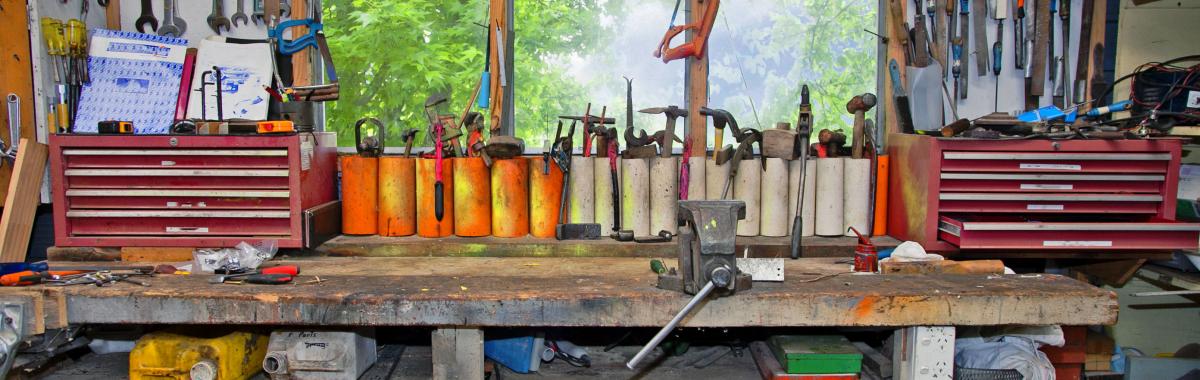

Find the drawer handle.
xmin=166 ymin=227 xmax=209 ymax=233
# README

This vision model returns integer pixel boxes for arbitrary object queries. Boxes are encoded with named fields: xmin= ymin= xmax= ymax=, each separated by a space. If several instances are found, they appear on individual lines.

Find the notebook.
xmin=74 ymin=29 xmax=189 ymax=134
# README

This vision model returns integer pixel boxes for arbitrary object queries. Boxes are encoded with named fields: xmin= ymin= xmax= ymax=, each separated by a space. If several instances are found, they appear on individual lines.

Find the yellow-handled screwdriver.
xmin=40 ymin=18 xmax=65 ymax=84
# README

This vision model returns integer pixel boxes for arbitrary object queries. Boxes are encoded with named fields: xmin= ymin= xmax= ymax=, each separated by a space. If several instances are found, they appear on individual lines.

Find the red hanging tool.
xmin=679 ymin=137 xmax=693 ymax=200
xmin=433 ymin=121 xmax=446 ymax=221
xmin=653 ymin=0 xmax=721 ymax=63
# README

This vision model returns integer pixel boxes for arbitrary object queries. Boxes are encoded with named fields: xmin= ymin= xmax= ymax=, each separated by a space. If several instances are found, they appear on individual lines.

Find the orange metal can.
xmin=490 ymin=157 xmax=530 ymax=238
xmin=416 ymin=158 xmax=454 ymax=238
xmin=378 ymin=157 xmax=416 ymax=236
xmin=340 ymin=155 xmax=378 ymax=235
xmin=453 ymin=157 xmax=492 ymax=237
xmin=527 ymin=156 xmax=564 ymax=238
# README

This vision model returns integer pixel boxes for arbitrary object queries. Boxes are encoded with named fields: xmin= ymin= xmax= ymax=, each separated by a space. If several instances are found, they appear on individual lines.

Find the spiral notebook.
xmin=74 ymin=29 xmax=188 ymax=134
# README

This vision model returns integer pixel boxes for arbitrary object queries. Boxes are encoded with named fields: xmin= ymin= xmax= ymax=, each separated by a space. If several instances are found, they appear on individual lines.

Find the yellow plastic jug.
xmin=129 ymin=329 xmax=268 ymax=380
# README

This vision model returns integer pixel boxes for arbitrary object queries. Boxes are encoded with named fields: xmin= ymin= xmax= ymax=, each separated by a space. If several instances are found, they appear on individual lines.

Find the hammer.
xmin=699 ymin=107 xmax=739 ymax=160
xmin=845 ymin=93 xmax=877 ymax=159
xmin=639 ymin=106 xmax=688 ymax=158
xmin=400 ymin=129 xmax=419 ymax=158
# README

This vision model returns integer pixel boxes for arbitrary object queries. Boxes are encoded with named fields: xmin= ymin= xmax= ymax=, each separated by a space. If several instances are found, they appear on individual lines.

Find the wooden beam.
xmin=882 ymin=0 xmax=909 ymax=137
xmin=0 ymin=139 xmax=47 ymax=262
xmin=0 ymin=0 xmax=36 ymax=207
xmin=686 ymin=0 xmax=708 ymax=156
xmin=105 ymin=0 xmax=122 ymax=30
xmin=487 ymin=0 xmax=510 ymax=133
xmin=292 ymin=0 xmax=312 ymax=86
xmin=431 ymin=328 xmax=484 ymax=380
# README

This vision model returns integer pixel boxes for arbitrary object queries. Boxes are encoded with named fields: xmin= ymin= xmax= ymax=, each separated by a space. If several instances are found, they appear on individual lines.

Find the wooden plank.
xmin=0 ymin=0 xmax=37 ymax=208
xmin=121 ymin=247 xmax=195 ymax=262
xmin=431 ymin=328 xmax=483 ymax=380
xmin=40 ymin=257 xmax=1119 ymax=327
xmin=1069 ymin=259 xmax=1146 ymax=287
xmin=487 ymin=0 xmax=508 ymax=132
xmin=46 ymin=246 xmax=122 ymax=261
xmin=0 ymin=140 xmax=47 ymax=262
xmin=685 ymin=0 xmax=708 ymax=156
xmin=883 ymin=0 xmax=908 ymax=138
xmin=316 ymin=235 xmax=902 ymax=258
xmin=105 ymin=0 xmax=122 ymax=30
xmin=292 ymin=0 xmax=312 ymax=87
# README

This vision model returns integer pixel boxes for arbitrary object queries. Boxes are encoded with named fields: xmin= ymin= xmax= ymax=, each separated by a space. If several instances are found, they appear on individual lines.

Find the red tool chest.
xmin=51 ymin=133 xmax=337 ymax=248
xmin=887 ymin=134 xmax=1200 ymax=253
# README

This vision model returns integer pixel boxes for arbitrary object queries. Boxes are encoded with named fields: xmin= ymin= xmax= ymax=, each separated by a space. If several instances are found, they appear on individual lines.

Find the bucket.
xmin=416 ymin=158 xmax=454 ymax=237
xmin=340 ymin=155 xmax=378 ymax=235
xmin=492 ymin=157 xmax=531 ymax=238
xmin=453 ymin=157 xmax=492 ymax=237
xmin=528 ymin=156 xmax=562 ymax=238
xmin=377 ymin=157 xmax=416 ymax=236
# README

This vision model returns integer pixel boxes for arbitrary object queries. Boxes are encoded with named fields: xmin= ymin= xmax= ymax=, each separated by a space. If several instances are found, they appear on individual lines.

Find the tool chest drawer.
xmin=938 ymin=193 xmax=1163 ymax=214
xmin=887 ymin=134 xmax=1197 ymax=253
xmin=939 ymin=152 xmax=1172 ymax=173
xmin=939 ymin=173 xmax=1166 ymax=193
xmin=51 ymin=134 xmax=337 ymax=249
xmin=937 ymin=215 xmax=1200 ymax=251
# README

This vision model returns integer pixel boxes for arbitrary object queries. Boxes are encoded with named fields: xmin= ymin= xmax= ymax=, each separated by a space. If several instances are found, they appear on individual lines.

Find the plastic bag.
xmin=193 ymin=241 xmax=278 ymax=274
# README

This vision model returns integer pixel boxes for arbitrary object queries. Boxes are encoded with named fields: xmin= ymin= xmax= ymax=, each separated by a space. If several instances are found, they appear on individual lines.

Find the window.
xmin=324 ymin=0 xmax=876 ymax=148
xmin=323 ymin=0 xmax=488 ymax=147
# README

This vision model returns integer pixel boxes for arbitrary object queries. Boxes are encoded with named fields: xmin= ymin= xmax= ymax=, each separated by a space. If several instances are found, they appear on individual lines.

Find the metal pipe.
xmin=626 ymin=280 xmax=716 ymax=369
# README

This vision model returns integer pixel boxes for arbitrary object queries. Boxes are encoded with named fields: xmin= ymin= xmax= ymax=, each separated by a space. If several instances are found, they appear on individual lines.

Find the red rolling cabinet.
xmin=886 ymin=133 xmax=1200 ymax=253
xmin=50 ymin=133 xmax=337 ymax=248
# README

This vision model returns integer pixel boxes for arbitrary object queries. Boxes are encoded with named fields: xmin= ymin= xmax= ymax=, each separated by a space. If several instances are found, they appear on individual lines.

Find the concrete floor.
xmin=40 ymin=344 xmax=759 ymax=380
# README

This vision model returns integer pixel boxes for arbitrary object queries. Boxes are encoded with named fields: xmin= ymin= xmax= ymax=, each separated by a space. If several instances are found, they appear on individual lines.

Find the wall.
xmin=1105 ymin=277 xmax=1200 ymax=355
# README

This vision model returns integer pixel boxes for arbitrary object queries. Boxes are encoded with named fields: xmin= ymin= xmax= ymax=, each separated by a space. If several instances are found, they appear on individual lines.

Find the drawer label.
xmin=1043 ymin=240 xmax=1112 ymax=247
xmin=1027 ymin=204 xmax=1065 ymax=210
xmin=1021 ymin=183 xmax=1073 ymax=190
xmin=1020 ymin=163 xmax=1081 ymax=171
xmin=166 ymin=227 xmax=209 ymax=233
xmin=937 ymin=220 xmax=962 ymax=236
xmin=301 ymin=140 xmax=314 ymax=171
xmin=160 ymin=160 xmax=176 ymax=166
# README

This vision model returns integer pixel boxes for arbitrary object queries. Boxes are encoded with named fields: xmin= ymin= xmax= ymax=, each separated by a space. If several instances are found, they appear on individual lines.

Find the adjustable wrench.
xmin=207 ymin=0 xmax=232 ymax=34
xmin=156 ymin=0 xmax=181 ymax=37
xmin=135 ymin=0 xmax=158 ymax=33
xmin=231 ymin=0 xmax=249 ymax=27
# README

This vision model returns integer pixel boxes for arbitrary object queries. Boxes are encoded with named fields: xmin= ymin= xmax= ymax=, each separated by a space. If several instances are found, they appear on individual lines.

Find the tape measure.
xmin=257 ymin=120 xmax=295 ymax=134
xmin=97 ymin=121 xmax=133 ymax=134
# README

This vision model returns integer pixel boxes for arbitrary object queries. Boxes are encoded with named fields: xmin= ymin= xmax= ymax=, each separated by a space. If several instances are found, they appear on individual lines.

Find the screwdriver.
xmin=1014 ymin=0 xmax=1025 ymax=70
xmin=1 ymin=270 xmax=87 ymax=286
xmin=66 ymin=19 xmax=87 ymax=126
xmin=225 ymin=273 xmax=294 ymax=285
xmin=991 ymin=0 xmax=1006 ymax=112
xmin=41 ymin=18 xmax=69 ymax=132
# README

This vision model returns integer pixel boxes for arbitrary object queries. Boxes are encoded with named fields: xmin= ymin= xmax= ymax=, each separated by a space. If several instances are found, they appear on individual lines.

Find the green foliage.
xmin=322 ymin=0 xmax=876 ymax=148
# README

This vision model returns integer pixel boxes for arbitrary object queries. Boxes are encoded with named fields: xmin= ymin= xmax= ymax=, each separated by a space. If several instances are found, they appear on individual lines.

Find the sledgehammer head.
xmin=845 ymin=93 xmax=878 ymax=114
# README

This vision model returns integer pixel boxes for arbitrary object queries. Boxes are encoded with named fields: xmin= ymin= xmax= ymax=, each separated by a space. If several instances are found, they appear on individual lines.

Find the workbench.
xmin=0 ymin=257 xmax=1116 ymax=379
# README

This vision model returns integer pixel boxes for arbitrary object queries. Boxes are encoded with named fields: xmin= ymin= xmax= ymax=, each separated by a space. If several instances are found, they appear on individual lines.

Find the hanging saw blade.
xmin=972 ymin=0 xmax=990 ymax=76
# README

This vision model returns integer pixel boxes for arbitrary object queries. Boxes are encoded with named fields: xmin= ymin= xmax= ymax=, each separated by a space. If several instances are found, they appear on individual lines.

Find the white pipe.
xmin=843 ymin=158 xmax=871 ymax=236
xmin=569 ymin=157 xmax=595 ymax=223
xmin=760 ymin=158 xmax=789 ymax=237
xmin=815 ymin=158 xmax=844 ymax=236
xmin=733 ymin=159 xmax=761 ymax=236
xmin=621 ymin=158 xmax=650 ymax=236
xmin=594 ymin=157 xmax=619 ymax=233
xmin=649 ymin=156 xmax=679 ymax=234
xmin=685 ymin=156 xmax=706 ymax=200
xmin=705 ymin=159 xmax=730 ymax=200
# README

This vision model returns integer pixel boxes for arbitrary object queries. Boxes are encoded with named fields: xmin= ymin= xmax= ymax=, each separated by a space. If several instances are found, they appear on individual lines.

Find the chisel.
xmin=991 ymin=0 xmax=1006 ymax=111
xmin=972 ymin=0 xmax=990 ymax=76
xmin=1058 ymin=0 xmax=1071 ymax=107
xmin=1074 ymin=0 xmax=1095 ymax=107
xmin=958 ymin=0 xmax=971 ymax=98
xmin=1014 ymin=0 xmax=1026 ymax=70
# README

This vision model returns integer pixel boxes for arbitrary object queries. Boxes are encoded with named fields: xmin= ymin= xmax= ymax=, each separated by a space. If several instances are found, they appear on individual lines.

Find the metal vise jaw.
xmin=658 ymin=200 xmax=753 ymax=295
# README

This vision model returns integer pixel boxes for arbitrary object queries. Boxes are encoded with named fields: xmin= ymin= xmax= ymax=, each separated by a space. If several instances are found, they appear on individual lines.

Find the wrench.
xmin=231 ymin=0 xmax=249 ymax=27
xmin=135 ymin=0 xmax=158 ymax=33
xmin=279 ymin=0 xmax=290 ymax=18
xmin=156 ymin=0 xmax=180 ymax=37
xmin=207 ymin=0 xmax=231 ymax=34
xmin=172 ymin=0 xmax=186 ymax=35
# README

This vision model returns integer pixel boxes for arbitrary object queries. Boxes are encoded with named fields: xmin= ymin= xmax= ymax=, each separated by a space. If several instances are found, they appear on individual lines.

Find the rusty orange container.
xmin=490 ymin=157 xmax=530 ymax=238
xmin=453 ymin=157 xmax=492 ymax=237
xmin=340 ymin=155 xmax=378 ymax=235
xmin=416 ymin=158 xmax=454 ymax=238
xmin=527 ymin=156 xmax=564 ymax=238
xmin=377 ymin=157 xmax=416 ymax=236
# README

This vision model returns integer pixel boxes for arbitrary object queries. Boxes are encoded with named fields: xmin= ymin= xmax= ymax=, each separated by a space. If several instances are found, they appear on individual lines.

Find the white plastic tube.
xmin=569 ymin=157 xmax=595 ymax=223
xmin=843 ymin=158 xmax=871 ymax=236
xmin=759 ymin=158 xmax=789 ymax=237
xmin=594 ymin=157 xmax=619 ymax=233
xmin=621 ymin=158 xmax=650 ymax=236
xmin=685 ymin=156 xmax=706 ymax=201
xmin=733 ymin=159 xmax=762 ymax=236
xmin=705 ymin=159 xmax=731 ymax=200
xmin=815 ymin=157 xmax=844 ymax=236
xmin=649 ymin=156 xmax=679 ymax=234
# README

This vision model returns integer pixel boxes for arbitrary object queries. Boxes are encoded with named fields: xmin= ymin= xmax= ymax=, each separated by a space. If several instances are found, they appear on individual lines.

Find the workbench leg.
xmin=431 ymin=327 xmax=484 ymax=380
xmin=891 ymin=326 xmax=955 ymax=380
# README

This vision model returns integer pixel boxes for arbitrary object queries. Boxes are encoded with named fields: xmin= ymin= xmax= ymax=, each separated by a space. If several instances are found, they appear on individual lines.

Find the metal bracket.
xmin=0 ymin=303 xmax=25 ymax=378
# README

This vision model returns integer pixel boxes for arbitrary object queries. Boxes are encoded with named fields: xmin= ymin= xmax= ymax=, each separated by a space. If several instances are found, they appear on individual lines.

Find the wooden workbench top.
xmin=8 ymin=257 xmax=1116 ymax=329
